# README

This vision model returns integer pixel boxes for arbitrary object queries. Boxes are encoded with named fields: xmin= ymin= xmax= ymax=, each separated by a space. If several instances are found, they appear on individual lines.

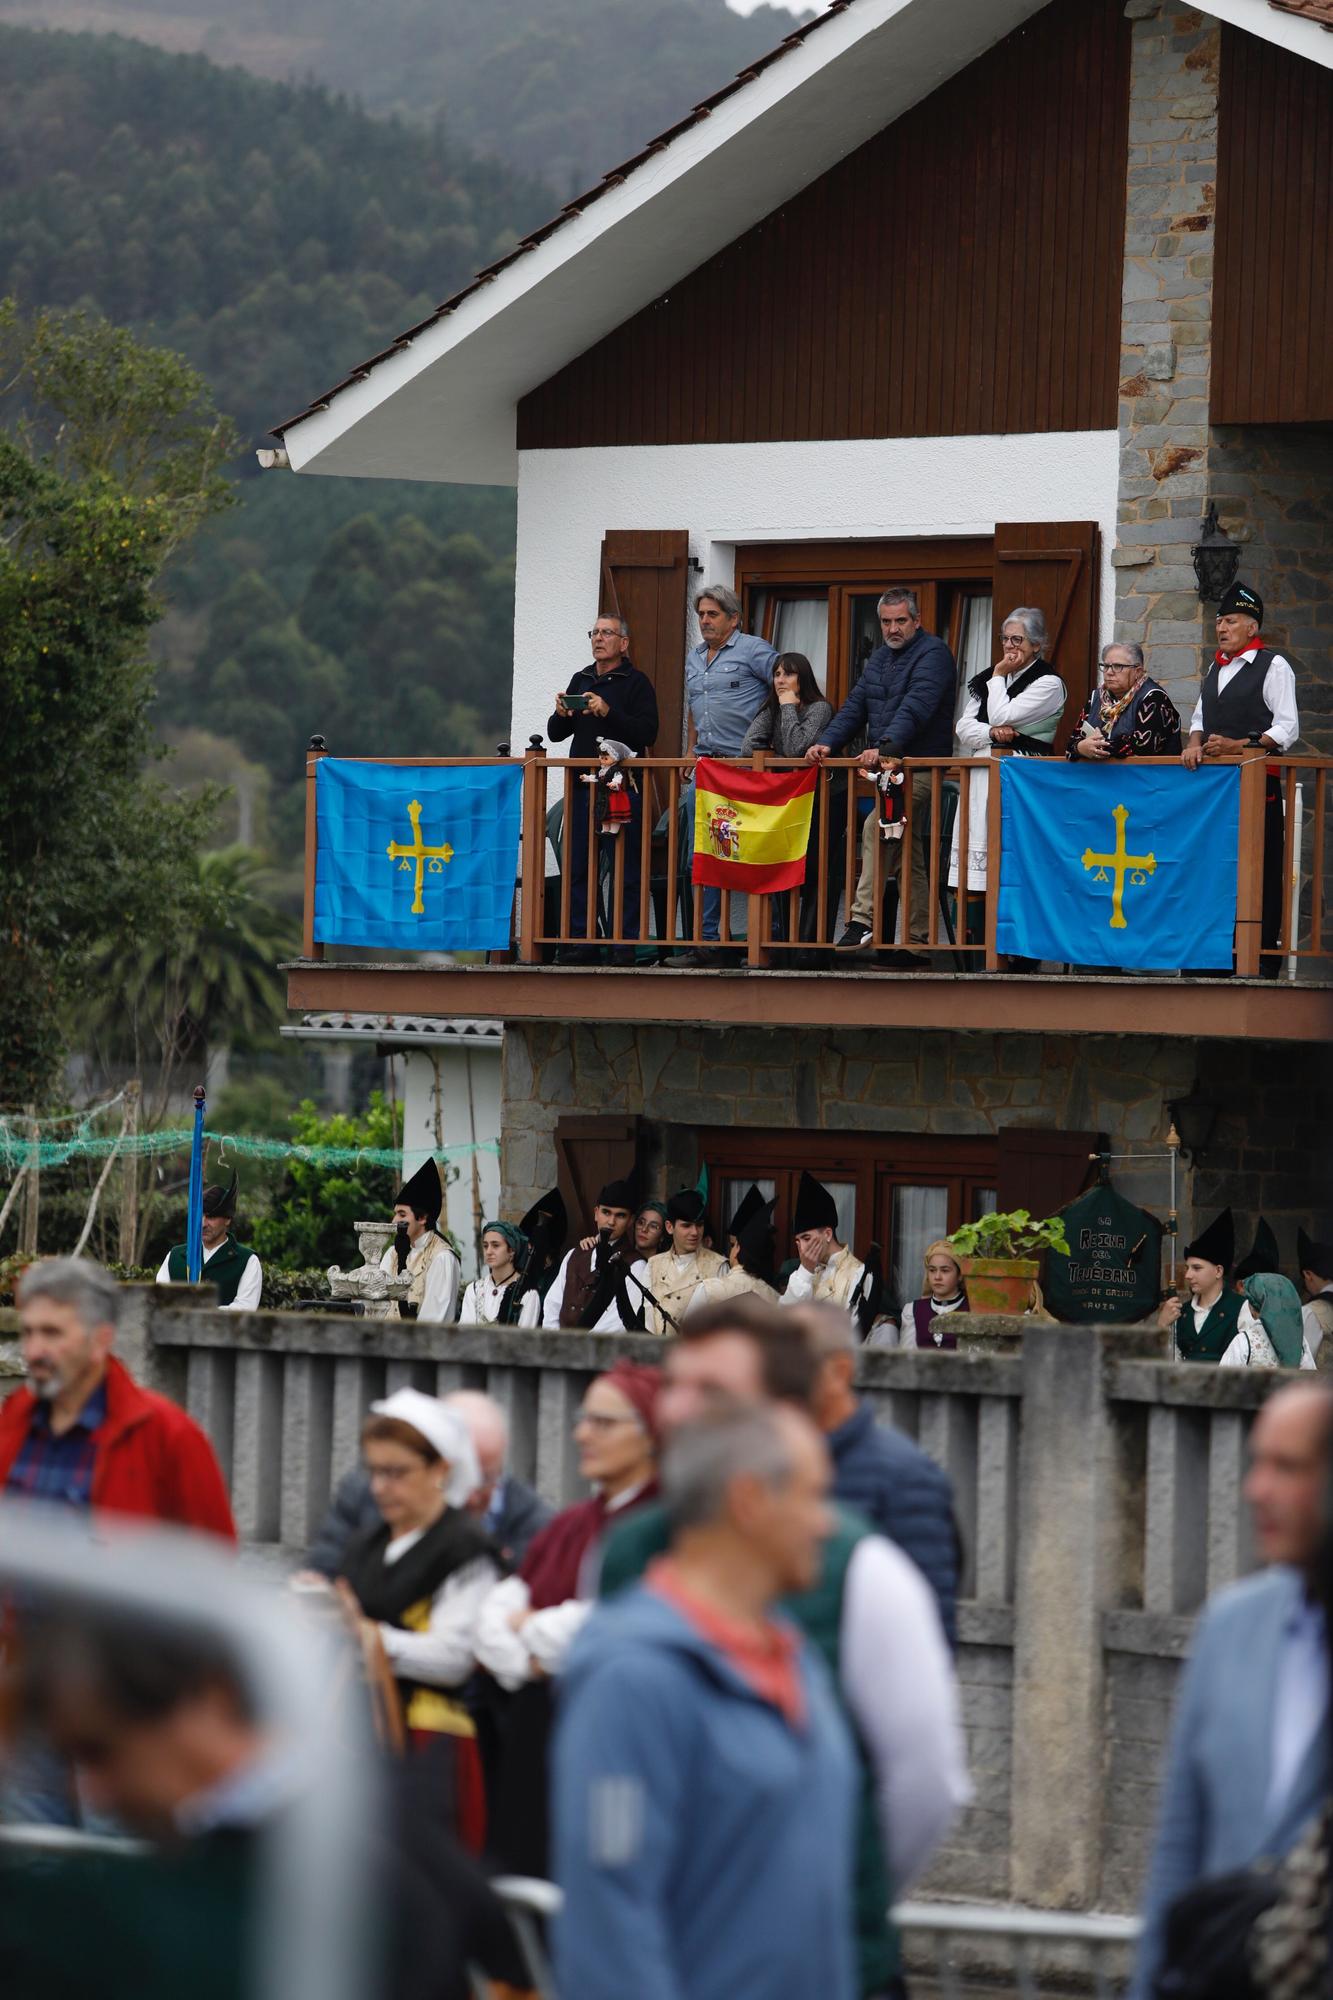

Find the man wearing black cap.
xmin=638 ymin=1187 xmax=726 ymax=1335
xmin=1298 ymin=1229 xmax=1333 ymax=1372
xmin=380 ymin=1157 xmax=460 ymax=1323
xmin=1157 ymin=1207 xmax=1243 ymax=1362
xmin=542 ymin=1179 xmax=645 ymax=1331
xmin=782 ymin=1172 xmax=866 ymax=1310
xmin=157 ymin=1169 xmax=262 ymax=1312
xmin=1183 ymin=582 xmax=1300 ymax=973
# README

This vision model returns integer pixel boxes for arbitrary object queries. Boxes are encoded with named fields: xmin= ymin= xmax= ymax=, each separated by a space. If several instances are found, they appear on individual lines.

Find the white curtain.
xmin=954 ymin=592 xmax=993 ymax=721
xmin=890 ymin=1185 xmax=950 ymax=1311
xmin=772 ymin=598 xmax=830 ymax=692
xmin=719 ymin=1178 xmax=776 ymax=1239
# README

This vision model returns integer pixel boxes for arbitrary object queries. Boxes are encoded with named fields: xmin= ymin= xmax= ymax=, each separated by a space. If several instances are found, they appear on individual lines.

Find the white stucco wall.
xmin=510 ymin=431 xmax=1120 ymax=746
xmin=398 ymin=1045 xmax=502 ymax=1278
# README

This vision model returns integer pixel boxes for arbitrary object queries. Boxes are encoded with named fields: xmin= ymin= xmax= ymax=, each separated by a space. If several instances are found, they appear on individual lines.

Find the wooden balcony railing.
xmin=302 ymin=745 xmax=1333 ymax=979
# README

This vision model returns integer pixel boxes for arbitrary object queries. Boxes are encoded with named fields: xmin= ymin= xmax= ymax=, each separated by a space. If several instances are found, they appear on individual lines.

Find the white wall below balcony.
xmin=511 ymin=430 xmax=1120 ymax=749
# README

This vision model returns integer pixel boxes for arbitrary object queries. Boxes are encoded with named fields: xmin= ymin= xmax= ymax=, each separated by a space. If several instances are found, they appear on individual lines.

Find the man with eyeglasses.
xmin=548 ymin=616 xmax=659 ymax=965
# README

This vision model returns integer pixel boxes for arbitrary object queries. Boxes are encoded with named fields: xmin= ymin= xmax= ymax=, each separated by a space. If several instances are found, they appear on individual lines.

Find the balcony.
xmin=288 ymin=748 xmax=1333 ymax=1044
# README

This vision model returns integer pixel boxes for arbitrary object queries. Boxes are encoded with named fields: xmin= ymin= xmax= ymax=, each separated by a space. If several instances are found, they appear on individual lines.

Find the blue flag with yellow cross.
xmin=995 ymin=761 xmax=1240 ymax=970
xmin=314 ymin=760 xmax=523 ymax=951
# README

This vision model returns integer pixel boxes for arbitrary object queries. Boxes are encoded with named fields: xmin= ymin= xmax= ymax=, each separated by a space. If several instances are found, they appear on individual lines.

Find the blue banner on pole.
xmin=315 ymin=761 xmax=524 ymax=952
xmin=995 ymin=761 xmax=1240 ymax=970
xmin=186 ymin=1088 xmax=206 ymax=1283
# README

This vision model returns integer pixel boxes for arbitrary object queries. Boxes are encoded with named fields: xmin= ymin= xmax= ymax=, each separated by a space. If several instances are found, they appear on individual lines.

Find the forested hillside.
xmin=0 ymin=26 xmax=543 ymax=847
xmin=0 ymin=0 xmax=809 ymax=190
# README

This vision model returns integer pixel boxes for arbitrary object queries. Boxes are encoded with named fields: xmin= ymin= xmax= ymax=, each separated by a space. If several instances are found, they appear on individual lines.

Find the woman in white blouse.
xmin=334 ymin=1388 xmax=498 ymax=1849
xmin=458 ymin=1220 xmax=541 ymax=1328
xmin=949 ymin=606 xmax=1068 ymax=933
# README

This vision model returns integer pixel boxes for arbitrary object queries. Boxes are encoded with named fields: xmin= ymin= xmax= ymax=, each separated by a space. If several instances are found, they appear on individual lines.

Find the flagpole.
xmin=186 ymin=1084 xmax=206 ymax=1283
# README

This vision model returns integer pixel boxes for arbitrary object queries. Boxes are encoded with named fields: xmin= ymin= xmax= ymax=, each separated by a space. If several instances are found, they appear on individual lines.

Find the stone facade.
xmin=1114 ymin=1 xmax=1221 ymax=722
xmin=502 ymin=1022 xmax=1333 ymax=1251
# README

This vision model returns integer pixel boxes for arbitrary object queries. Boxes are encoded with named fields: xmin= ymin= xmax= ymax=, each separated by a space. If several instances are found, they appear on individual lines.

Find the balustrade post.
xmin=518 ymin=739 xmax=546 ymax=964
xmin=748 ymin=748 xmax=770 ymax=969
xmin=1009 ymin=1326 xmax=1120 ymax=1907
xmin=303 ymin=734 xmax=327 ymax=962
xmin=1234 ymin=753 xmax=1267 ymax=977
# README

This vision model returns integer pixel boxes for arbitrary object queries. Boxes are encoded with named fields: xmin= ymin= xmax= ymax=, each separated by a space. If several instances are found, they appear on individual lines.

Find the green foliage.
xmin=0 ymin=301 xmax=235 ymax=1106
xmin=948 ymin=1210 xmax=1072 ymax=1262
xmin=250 ymin=1093 xmax=406 ymax=1270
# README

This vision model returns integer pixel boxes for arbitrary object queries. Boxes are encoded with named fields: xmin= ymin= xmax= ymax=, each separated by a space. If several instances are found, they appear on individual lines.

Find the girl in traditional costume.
xmin=900 ymin=1240 xmax=971 ymax=1349
xmin=458 ymin=1221 xmax=541 ymax=1328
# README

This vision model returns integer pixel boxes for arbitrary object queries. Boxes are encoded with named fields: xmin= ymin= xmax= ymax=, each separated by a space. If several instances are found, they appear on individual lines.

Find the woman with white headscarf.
xmin=337 ymin=1388 xmax=499 ymax=1847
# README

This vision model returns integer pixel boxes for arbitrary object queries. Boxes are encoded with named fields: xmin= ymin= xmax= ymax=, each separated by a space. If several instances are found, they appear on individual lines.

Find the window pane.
xmin=750 ymin=589 xmax=773 ymax=642
xmin=973 ymin=1186 xmax=998 ymax=1219
xmin=718 ymin=1177 xmax=776 ymax=1240
xmin=954 ymin=591 xmax=994 ymax=723
xmin=772 ymin=598 xmax=829 ymax=690
xmin=827 ymin=1181 xmax=857 ymax=1251
xmin=891 ymin=1186 xmax=950 ymax=1310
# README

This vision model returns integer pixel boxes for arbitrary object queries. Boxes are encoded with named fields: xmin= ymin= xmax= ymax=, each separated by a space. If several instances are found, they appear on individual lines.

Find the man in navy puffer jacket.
xmin=790 ymin=1300 xmax=960 ymax=1648
xmin=809 ymin=588 xmax=958 ymax=963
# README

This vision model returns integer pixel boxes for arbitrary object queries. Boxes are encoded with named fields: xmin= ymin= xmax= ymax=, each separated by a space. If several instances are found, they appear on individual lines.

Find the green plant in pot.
xmin=947 ymin=1210 xmax=1071 ymax=1315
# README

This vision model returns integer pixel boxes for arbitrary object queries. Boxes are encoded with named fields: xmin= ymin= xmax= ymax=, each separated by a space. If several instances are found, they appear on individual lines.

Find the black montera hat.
xmin=1217 ymin=580 xmax=1263 ymax=623
xmin=1185 ymin=1206 xmax=1234 ymax=1271
xmin=395 ymin=1156 xmax=443 ymax=1224
xmin=1233 ymin=1216 xmax=1280 ymax=1284
xmin=1297 ymin=1227 xmax=1333 ymax=1279
xmin=727 ymin=1183 xmax=767 ymax=1242
xmin=735 ymin=1197 xmax=777 ymax=1280
xmin=666 ymin=1187 xmax=708 ymax=1225
xmin=202 ymin=1167 xmax=238 ymax=1219
xmin=793 ymin=1170 xmax=839 ymax=1235
xmin=598 ymin=1178 xmax=637 ymax=1212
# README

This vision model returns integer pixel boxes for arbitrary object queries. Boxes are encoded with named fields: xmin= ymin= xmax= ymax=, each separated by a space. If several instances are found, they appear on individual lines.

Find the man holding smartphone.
xmin=548 ymin=616 xmax=659 ymax=964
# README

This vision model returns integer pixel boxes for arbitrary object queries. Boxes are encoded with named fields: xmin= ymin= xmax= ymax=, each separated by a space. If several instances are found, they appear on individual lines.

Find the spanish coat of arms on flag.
xmin=691 ymin=758 xmax=819 ymax=894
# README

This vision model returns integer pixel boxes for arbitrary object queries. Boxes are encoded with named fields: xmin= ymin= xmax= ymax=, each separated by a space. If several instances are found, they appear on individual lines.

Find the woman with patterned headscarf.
xmin=1220 ymin=1273 xmax=1316 ymax=1370
xmin=458 ymin=1221 xmax=540 ymax=1327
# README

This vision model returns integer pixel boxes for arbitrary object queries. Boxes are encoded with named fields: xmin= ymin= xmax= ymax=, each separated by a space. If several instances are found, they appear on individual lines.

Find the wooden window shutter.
xmin=599 ymin=531 xmax=691 ymax=758
xmin=996 ymin=1127 xmax=1103 ymax=1220
xmin=554 ymin=1115 xmax=642 ymax=1236
xmin=992 ymin=522 xmax=1100 ymax=752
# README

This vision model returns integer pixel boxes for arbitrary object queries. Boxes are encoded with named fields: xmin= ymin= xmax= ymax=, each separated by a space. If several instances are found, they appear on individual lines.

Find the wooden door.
xmin=992 ymin=522 xmax=1100 ymax=751
xmin=553 ymin=1115 xmax=642 ymax=1237
xmin=599 ymin=530 xmax=691 ymax=757
xmin=995 ymin=1126 xmax=1103 ymax=1219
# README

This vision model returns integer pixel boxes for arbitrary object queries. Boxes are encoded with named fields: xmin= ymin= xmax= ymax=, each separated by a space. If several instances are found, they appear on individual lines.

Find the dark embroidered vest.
xmin=167 ymin=1235 xmax=254 ymax=1307
xmin=1176 ymin=1288 xmax=1243 ymax=1364
xmin=912 ymin=1296 xmax=968 ymax=1349
xmin=968 ymin=659 xmax=1063 ymax=754
xmin=559 ymin=1239 xmax=634 ymax=1328
xmin=1200 ymin=649 xmax=1276 ymax=740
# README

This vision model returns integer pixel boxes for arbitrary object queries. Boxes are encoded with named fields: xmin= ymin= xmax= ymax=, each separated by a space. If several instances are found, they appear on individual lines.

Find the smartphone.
xmin=563 ymin=692 xmax=591 ymax=713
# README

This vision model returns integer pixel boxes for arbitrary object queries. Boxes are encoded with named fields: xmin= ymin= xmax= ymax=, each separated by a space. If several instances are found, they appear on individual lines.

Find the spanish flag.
xmin=691 ymin=758 xmax=819 ymax=894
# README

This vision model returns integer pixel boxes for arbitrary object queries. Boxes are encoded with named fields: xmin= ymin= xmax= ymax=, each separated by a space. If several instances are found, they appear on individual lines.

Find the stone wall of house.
xmin=501 ymin=1023 xmax=1333 ymax=1251
xmin=1114 ymin=0 xmax=1220 ymax=723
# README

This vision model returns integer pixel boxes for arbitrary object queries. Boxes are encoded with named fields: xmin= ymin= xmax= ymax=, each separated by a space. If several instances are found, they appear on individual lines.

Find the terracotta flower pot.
xmin=959 ymin=1255 xmax=1039 ymax=1315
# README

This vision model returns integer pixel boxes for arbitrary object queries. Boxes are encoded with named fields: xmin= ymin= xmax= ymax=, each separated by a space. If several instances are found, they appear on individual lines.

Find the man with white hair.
xmin=301 ymin=1387 xmax=551 ymax=1577
xmin=1066 ymin=641 xmax=1181 ymax=761
xmin=0 ymin=1257 xmax=233 ymax=1538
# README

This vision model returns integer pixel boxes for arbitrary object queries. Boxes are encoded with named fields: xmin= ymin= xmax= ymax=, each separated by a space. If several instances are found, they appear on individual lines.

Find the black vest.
xmin=969 ymin=659 xmax=1061 ymax=753
xmin=1199 ymin=649 xmax=1276 ymax=739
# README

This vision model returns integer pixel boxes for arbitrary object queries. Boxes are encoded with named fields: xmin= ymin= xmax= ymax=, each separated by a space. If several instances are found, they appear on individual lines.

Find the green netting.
xmin=0 ymin=1127 xmax=499 ymax=1172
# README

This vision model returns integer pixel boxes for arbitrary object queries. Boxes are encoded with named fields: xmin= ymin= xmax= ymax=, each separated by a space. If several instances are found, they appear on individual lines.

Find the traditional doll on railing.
xmin=580 ymin=737 xmax=638 ymax=836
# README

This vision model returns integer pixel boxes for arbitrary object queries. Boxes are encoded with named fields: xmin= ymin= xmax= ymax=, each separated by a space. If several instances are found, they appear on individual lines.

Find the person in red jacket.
xmin=0 ymin=1256 xmax=234 ymax=1539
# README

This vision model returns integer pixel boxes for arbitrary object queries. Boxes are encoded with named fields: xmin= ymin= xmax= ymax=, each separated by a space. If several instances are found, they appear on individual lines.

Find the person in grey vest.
xmin=157 ymin=1168 xmax=262 ymax=1311
xmin=1182 ymin=580 xmax=1299 ymax=976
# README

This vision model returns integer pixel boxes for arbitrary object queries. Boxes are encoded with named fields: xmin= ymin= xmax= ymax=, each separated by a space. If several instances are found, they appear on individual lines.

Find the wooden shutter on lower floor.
xmin=992 ymin=522 xmax=1100 ymax=753
xmin=996 ymin=1126 xmax=1103 ymax=1221
xmin=554 ymin=1115 xmax=642 ymax=1238
xmin=600 ymin=531 xmax=691 ymax=759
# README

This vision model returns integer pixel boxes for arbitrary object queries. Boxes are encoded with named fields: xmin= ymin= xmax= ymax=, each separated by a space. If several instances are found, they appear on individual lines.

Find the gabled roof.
xmin=274 ymin=0 xmax=1332 ymax=486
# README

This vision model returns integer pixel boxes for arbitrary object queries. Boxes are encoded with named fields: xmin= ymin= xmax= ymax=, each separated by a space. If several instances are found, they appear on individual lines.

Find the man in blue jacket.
xmin=792 ymin=1300 xmax=960 ymax=1649
xmin=1131 ymin=1380 xmax=1331 ymax=1998
xmin=809 ymin=588 xmax=957 ymax=967
xmin=554 ymin=1400 xmax=858 ymax=2000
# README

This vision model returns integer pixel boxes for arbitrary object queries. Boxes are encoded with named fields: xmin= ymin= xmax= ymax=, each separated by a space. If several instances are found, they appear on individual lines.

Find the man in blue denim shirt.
xmin=676 ymin=583 xmax=777 ymax=965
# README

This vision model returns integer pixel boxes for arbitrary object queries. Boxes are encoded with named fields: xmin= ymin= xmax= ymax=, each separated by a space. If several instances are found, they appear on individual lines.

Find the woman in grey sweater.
xmin=741 ymin=653 xmax=834 ymax=961
xmin=740 ymin=652 xmax=834 ymax=758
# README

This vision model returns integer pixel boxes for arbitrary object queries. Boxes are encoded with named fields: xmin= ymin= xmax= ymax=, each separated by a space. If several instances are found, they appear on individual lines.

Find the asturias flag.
xmin=996 ymin=760 xmax=1240 ymax=970
xmin=315 ymin=760 xmax=523 ymax=952
xmin=691 ymin=758 xmax=818 ymax=894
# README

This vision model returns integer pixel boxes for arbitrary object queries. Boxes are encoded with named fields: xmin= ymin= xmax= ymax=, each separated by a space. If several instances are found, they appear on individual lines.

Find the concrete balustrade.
xmin=0 ymin=1287 xmax=1282 ymax=1921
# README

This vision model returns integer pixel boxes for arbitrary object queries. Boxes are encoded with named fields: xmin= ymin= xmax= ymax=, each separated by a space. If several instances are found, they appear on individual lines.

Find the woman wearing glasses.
xmin=948 ymin=607 xmax=1067 ymax=965
xmin=475 ymin=1359 xmax=662 ymax=1874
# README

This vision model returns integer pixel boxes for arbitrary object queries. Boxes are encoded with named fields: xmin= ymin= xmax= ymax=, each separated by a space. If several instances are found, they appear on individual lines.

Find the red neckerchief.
xmin=1215 ymin=633 xmax=1265 ymax=667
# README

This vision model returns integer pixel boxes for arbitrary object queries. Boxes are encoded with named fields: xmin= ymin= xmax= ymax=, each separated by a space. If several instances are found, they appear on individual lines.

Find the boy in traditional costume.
xmin=157 ymin=1168 xmax=262 ymax=1311
xmin=380 ymin=1157 xmax=460 ymax=1324
xmin=638 ymin=1185 xmax=727 ymax=1335
xmin=782 ymin=1172 xmax=866 ymax=1309
xmin=1157 ymin=1207 xmax=1243 ymax=1361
